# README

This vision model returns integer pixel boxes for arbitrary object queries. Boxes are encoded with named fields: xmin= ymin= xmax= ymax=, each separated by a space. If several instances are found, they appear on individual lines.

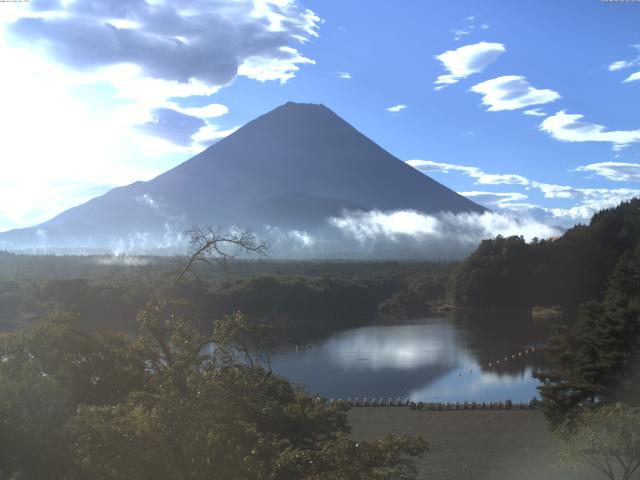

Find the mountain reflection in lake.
xmin=271 ymin=314 xmax=547 ymax=403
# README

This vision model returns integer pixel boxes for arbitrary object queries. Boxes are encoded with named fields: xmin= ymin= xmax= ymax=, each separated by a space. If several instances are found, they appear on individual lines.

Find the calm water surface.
xmin=272 ymin=314 xmax=548 ymax=403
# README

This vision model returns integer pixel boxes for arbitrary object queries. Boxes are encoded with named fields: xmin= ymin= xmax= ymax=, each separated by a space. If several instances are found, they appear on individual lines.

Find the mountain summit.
xmin=1 ymin=102 xmax=484 ymax=252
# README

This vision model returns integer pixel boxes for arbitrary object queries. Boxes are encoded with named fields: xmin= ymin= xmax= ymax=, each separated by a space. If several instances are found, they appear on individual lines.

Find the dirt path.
xmin=348 ymin=408 xmax=601 ymax=480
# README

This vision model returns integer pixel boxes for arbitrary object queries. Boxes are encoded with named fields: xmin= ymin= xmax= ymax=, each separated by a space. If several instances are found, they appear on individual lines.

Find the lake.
xmin=272 ymin=313 xmax=548 ymax=403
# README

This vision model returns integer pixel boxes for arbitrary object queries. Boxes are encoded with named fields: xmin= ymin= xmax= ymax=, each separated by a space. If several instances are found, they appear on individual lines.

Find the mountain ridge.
xmin=0 ymin=102 xmax=485 ymax=252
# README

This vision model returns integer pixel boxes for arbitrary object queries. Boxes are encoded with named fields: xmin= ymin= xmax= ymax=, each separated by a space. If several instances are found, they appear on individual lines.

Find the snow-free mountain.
xmin=0 ymin=102 xmax=484 ymax=253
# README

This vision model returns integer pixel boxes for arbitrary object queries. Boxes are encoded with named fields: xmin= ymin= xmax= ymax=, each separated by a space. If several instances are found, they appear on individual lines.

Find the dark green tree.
xmin=0 ymin=312 xmax=149 ymax=478
xmin=0 ymin=303 xmax=427 ymax=480
xmin=535 ymin=243 xmax=640 ymax=429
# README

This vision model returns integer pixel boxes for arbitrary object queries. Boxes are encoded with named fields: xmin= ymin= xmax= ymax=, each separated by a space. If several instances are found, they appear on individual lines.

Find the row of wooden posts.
xmin=329 ymin=398 xmax=536 ymax=410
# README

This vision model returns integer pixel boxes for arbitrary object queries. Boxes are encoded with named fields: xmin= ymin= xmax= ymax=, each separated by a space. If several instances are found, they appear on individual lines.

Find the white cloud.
xmin=9 ymin=0 xmax=321 ymax=86
xmin=407 ymin=159 xmax=640 ymax=228
xmin=329 ymin=209 xmax=562 ymax=246
xmin=532 ymin=182 xmax=576 ymax=199
xmin=609 ymin=60 xmax=635 ymax=71
xmin=540 ymin=110 xmax=640 ymax=151
xmin=608 ymin=45 xmax=640 ymax=81
xmin=330 ymin=210 xmax=440 ymax=239
xmin=386 ymin=104 xmax=407 ymax=113
xmin=548 ymin=188 xmax=640 ymax=220
xmin=407 ymin=160 xmax=530 ymax=186
xmin=434 ymin=41 xmax=505 ymax=87
xmin=470 ymin=76 xmax=560 ymax=112
xmin=176 ymin=103 xmax=229 ymax=119
xmin=191 ymin=124 xmax=241 ymax=146
xmin=260 ymin=211 xmax=562 ymax=260
xmin=452 ymin=28 xmax=471 ymax=41
xmin=524 ymin=108 xmax=547 ymax=117
xmin=576 ymin=162 xmax=640 ymax=182
xmin=623 ymin=71 xmax=640 ymax=83
xmin=237 ymin=46 xmax=315 ymax=84
xmin=337 ymin=71 xmax=352 ymax=79
xmin=523 ymin=183 xmax=640 ymax=223
xmin=460 ymin=191 xmax=529 ymax=207
xmin=450 ymin=16 xmax=488 ymax=41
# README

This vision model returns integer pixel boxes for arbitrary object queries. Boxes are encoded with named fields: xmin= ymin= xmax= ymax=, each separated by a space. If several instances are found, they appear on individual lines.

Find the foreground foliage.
xmin=0 ymin=303 xmax=427 ymax=479
xmin=559 ymin=404 xmax=640 ymax=480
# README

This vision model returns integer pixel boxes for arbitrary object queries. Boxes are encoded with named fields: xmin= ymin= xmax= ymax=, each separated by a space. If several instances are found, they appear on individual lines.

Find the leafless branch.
xmin=173 ymin=226 xmax=267 ymax=287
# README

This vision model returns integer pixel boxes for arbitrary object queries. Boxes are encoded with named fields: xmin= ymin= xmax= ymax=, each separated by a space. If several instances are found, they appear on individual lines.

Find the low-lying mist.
xmin=3 ymin=209 xmax=564 ymax=260
xmin=263 ymin=210 xmax=562 ymax=260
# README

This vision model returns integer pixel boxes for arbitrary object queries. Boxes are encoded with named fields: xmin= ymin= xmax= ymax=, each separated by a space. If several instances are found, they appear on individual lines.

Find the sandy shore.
xmin=348 ymin=408 xmax=600 ymax=480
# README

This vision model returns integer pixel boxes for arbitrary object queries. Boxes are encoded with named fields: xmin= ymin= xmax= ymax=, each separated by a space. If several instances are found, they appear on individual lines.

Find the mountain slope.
xmin=0 ymin=102 xmax=485 ymax=251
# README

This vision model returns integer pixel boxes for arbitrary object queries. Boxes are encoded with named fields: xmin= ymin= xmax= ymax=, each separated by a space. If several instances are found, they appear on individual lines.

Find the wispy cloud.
xmin=576 ymin=162 xmax=640 ymax=182
xmin=386 ymin=104 xmax=407 ymax=113
xmin=452 ymin=28 xmax=471 ymax=41
xmin=434 ymin=41 xmax=505 ymax=88
xmin=460 ymin=191 xmax=529 ymax=207
xmin=407 ymin=159 xmax=530 ymax=185
xmin=609 ymin=60 xmax=636 ymax=71
xmin=608 ymin=45 xmax=640 ymax=83
xmin=470 ymin=76 xmax=561 ymax=112
xmin=608 ymin=44 xmax=640 ymax=82
xmin=336 ymin=71 xmax=352 ymax=79
xmin=406 ymin=159 xmax=640 ymax=226
xmin=547 ymin=188 xmax=640 ymax=220
xmin=524 ymin=108 xmax=547 ymax=117
xmin=450 ymin=15 xmax=489 ymax=41
xmin=623 ymin=71 xmax=640 ymax=83
xmin=540 ymin=110 xmax=640 ymax=151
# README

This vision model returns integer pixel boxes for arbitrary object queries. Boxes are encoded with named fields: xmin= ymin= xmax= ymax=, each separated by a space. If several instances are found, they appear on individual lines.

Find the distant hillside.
xmin=448 ymin=198 xmax=640 ymax=308
xmin=0 ymin=102 xmax=484 ymax=253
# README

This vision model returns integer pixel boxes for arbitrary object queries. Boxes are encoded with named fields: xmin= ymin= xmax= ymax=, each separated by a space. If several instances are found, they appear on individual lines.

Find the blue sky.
xmin=0 ymin=0 xmax=639 ymax=232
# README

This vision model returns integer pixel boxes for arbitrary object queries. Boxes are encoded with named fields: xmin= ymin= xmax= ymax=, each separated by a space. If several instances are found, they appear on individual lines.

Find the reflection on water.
xmin=272 ymin=314 xmax=548 ymax=402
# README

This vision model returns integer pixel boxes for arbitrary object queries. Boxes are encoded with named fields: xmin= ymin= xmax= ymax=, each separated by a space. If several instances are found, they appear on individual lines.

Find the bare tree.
xmin=173 ymin=226 xmax=267 ymax=287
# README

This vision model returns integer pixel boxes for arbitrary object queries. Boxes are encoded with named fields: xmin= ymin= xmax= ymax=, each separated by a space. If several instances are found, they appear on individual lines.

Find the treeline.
xmin=0 ymin=251 xmax=445 ymax=283
xmin=0 ymin=262 xmax=452 ymax=339
xmin=449 ymin=198 xmax=640 ymax=308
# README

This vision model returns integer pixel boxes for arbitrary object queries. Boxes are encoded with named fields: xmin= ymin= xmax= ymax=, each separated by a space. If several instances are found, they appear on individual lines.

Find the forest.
xmin=449 ymin=199 xmax=640 ymax=309
xmin=0 ymin=252 xmax=450 ymax=339
xmin=0 ymin=232 xmax=435 ymax=479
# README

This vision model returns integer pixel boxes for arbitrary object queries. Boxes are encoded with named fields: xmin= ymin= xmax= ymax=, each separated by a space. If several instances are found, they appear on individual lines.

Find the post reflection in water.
xmin=271 ymin=314 xmax=547 ymax=403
